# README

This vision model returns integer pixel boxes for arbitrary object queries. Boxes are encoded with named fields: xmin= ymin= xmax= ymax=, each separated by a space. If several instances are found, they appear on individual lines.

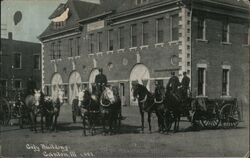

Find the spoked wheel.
xmin=220 ymin=103 xmax=240 ymax=128
xmin=0 ymin=97 xmax=11 ymax=125
xmin=201 ymin=113 xmax=220 ymax=129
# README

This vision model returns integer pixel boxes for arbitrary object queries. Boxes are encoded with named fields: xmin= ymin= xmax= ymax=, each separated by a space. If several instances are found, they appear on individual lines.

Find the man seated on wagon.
xmin=94 ymin=68 xmax=107 ymax=97
xmin=181 ymin=72 xmax=190 ymax=99
xmin=166 ymin=71 xmax=181 ymax=97
xmin=25 ymin=76 xmax=37 ymax=96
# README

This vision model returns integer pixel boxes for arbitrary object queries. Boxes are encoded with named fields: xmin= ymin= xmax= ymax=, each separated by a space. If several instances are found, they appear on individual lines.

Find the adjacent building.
xmin=39 ymin=0 xmax=249 ymax=111
xmin=0 ymin=33 xmax=41 ymax=98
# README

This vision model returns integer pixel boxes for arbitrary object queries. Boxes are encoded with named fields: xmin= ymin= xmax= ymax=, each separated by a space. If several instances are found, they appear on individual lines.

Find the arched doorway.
xmin=130 ymin=64 xmax=150 ymax=106
xmin=51 ymin=73 xmax=63 ymax=100
xmin=69 ymin=71 xmax=82 ymax=104
xmin=88 ymin=69 xmax=99 ymax=92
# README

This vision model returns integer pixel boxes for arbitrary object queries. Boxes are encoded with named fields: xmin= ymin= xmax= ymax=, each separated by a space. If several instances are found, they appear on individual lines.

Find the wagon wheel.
xmin=0 ymin=97 xmax=11 ymax=125
xmin=220 ymin=103 xmax=240 ymax=128
xmin=201 ymin=113 xmax=220 ymax=129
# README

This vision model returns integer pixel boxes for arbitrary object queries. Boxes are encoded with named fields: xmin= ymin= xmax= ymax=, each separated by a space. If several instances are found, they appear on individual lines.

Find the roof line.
xmin=109 ymin=0 xmax=180 ymax=20
xmin=78 ymin=10 xmax=114 ymax=23
xmin=39 ymin=26 xmax=80 ymax=40
xmin=194 ymin=0 xmax=249 ymax=11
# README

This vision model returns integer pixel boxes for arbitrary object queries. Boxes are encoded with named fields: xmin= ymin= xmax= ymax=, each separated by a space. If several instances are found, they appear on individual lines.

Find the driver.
xmin=94 ymin=68 xmax=107 ymax=97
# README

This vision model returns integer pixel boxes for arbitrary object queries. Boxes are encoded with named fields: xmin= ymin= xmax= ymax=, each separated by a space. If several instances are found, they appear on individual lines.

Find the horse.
xmin=79 ymin=89 xmax=100 ymax=136
xmin=164 ymin=87 xmax=192 ymax=133
xmin=132 ymin=83 xmax=166 ymax=133
xmin=100 ymin=86 xmax=121 ymax=135
xmin=24 ymin=90 xmax=46 ymax=132
xmin=44 ymin=96 xmax=63 ymax=132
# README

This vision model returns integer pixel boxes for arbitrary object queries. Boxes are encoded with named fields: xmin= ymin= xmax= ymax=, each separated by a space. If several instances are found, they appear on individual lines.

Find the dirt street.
xmin=0 ymin=103 xmax=249 ymax=157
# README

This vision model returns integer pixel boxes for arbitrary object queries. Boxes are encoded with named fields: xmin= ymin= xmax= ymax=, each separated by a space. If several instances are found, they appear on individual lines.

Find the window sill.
xmin=129 ymin=47 xmax=137 ymax=51
xmin=168 ymin=41 xmax=179 ymax=45
xmin=196 ymin=95 xmax=208 ymax=98
xmin=117 ymin=49 xmax=125 ymax=53
xmin=221 ymin=42 xmax=232 ymax=45
xmin=140 ymin=45 xmax=149 ymax=50
xmin=196 ymin=39 xmax=208 ymax=43
xmin=96 ymin=52 xmax=103 ymax=56
xmin=88 ymin=54 xmax=95 ymax=57
xmin=106 ymin=51 xmax=114 ymax=54
xmin=220 ymin=95 xmax=232 ymax=98
xmin=50 ymin=59 xmax=61 ymax=62
xmin=155 ymin=43 xmax=164 ymax=48
xmin=242 ymin=44 xmax=249 ymax=47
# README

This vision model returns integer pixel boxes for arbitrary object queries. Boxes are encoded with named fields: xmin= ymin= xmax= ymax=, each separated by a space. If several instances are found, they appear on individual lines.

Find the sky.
xmin=1 ymin=0 xmax=100 ymax=43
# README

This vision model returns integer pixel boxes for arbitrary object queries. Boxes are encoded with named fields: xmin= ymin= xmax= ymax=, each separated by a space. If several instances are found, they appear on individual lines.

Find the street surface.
xmin=0 ymin=103 xmax=249 ymax=158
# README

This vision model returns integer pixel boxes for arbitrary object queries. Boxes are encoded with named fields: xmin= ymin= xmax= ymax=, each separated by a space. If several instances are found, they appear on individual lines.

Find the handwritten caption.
xmin=26 ymin=144 xmax=94 ymax=157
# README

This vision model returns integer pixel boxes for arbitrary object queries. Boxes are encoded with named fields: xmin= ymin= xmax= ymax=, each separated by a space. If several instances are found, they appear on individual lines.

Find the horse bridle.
xmin=154 ymin=97 xmax=164 ymax=104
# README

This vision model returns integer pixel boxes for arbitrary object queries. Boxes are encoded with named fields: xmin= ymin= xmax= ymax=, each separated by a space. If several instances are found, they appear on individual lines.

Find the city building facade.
xmin=39 ymin=0 xmax=249 ymax=109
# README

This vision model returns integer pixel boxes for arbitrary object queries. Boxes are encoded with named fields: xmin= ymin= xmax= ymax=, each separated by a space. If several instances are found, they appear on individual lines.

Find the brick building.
xmin=0 ymin=33 xmax=41 ymax=98
xmin=39 ymin=0 xmax=249 ymax=110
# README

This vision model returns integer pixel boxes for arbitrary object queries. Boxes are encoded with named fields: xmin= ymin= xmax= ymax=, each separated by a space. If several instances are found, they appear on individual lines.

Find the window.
xmin=136 ymin=0 xmax=148 ymax=5
xmin=76 ymin=37 xmax=80 ymax=56
xmin=14 ymin=53 xmax=21 ymax=69
xmin=89 ymin=34 xmax=94 ymax=53
xmin=108 ymin=29 xmax=114 ymax=51
xmin=197 ymin=17 xmax=206 ymax=40
xmin=14 ymin=80 xmax=22 ymax=89
xmin=0 ymin=51 xmax=2 ymax=64
xmin=198 ymin=67 xmax=206 ymax=96
xmin=222 ymin=69 xmax=230 ymax=96
xmin=142 ymin=22 xmax=149 ymax=45
xmin=131 ymin=24 xmax=137 ymax=47
xmin=98 ymin=32 xmax=103 ymax=52
xmin=51 ymin=42 xmax=55 ymax=59
xmin=58 ymin=41 xmax=61 ymax=58
xmin=119 ymin=27 xmax=125 ymax=49
xmin=0 ymin=80 xmax=7 ymax=97
xmin=243 ymin=26 xmax=249 ymax=45
xmin=53 ymin=21 xmax=66 ymax=29
xmin=222 ymin=21 xmax=230 ymax=42
xmin=171 ymin=14 xmax=179 ymax=41
xmin=69 ymin=39 xmax=73 ymax=57
xmin=33 ymin=55 xmax=40 ymax=70
xmin=156 ymin=18 xmax=164 ymax=43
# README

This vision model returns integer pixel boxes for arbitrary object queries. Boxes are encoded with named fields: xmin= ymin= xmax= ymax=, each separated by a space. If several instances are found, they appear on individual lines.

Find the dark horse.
xmin=100 ymin=86 xmax=121 ymax=135
xmin=24 ymin=90 xmax=46 ymax=132
xmin=79 ymin=89 xmax=100 ymax=136
xmin=164 ymin=87 xmax=192 ymax=133
xmin=132 ymin=83 xmax=166 ymax=133
xmin=44 ymin=96 xmax=62 ymax=132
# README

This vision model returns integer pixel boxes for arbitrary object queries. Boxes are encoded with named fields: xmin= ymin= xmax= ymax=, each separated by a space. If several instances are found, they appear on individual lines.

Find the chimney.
xmin=8 ymin=32 xmax=13 ymax=40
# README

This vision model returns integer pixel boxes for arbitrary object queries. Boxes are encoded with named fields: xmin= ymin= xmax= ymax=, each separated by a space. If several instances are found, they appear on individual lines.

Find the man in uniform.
xmin=94 ymin=68 xmax=107 ymax=96
xmin=181 ymin=72 xmax=190 ymax=99
xmin=166 ymin=71 xmax=181 ymax=95
xmin=26 ymin=76 xmax=36 ymax=96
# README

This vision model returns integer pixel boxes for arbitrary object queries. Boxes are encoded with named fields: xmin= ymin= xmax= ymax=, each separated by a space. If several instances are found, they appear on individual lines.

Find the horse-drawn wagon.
xmin=0 ymin=90 xmax=29 ymax=128
xmin=193 ymin=97 xmax=240 ymax=129
xmin=0 ymin=97 xmax=11 ymax=125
